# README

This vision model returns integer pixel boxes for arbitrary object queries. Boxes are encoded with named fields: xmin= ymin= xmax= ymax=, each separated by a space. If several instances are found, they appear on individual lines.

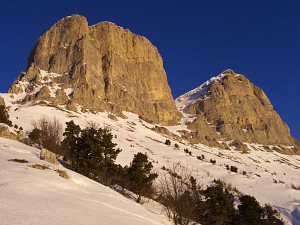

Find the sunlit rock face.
xmin=9 ymin=15 xmax=181 ymax=125
xmin=176 ymin=70 xmax=299 ymax=154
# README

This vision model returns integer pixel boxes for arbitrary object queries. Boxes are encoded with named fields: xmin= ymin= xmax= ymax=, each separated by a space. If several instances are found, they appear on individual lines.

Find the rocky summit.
xmin=6 ymin=15 xmax=299 ymax=154
xmin=9 ymin=15 xmax=181 ymax=125
xmin=176 ymin=69 xmax=299 ymax=154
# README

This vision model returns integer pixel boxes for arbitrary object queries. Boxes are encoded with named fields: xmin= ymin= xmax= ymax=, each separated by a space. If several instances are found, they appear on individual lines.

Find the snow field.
xmin=1 ymin=92 xmax=300 ymax=224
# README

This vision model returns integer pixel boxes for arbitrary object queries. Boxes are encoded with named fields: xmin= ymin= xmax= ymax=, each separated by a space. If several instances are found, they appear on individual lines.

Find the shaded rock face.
xmin=9 ymin=15 xmax=181 ymax=125
xmin=176 ymin=70 xmax=299 ymax=154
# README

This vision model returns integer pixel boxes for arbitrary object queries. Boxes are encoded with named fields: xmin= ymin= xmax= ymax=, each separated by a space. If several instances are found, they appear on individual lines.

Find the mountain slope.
xmin=0 ymin=93 xmax=300 ymax=224
xmin=1 ymin=14 xmax=300 ymax=225
xmin=176 ymin=69 xmax=299 ymax=154
xmin=0 ymin=137 xmax=171 ymax=225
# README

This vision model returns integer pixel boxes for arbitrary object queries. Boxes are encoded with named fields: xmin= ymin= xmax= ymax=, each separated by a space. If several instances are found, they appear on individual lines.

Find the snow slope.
xmin=0 ymin=137 xmax=171 ymax=225
xmin=175 ymin=70 xmax=230 ymax=112
xmin=1 ymin=92 xmax=300 ymax=224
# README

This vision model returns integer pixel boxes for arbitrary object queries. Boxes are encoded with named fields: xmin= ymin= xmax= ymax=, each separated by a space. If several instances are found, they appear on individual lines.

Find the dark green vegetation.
xmin=29 ymin=118 xmax=283 ymax=224
xmin=158 ymin=165 xmax=284 ymax=225
xmin=226 ymin=165 xmax=238 ymax=173
xmin=127 ymin=152 xmax=158 ymax=202
xmin=54 ymin=120 xmax=156 ymax=202
xmin=28 ymin=119 xmax=157 ymax=202
xmin=165 ymin=139 xmax=171 ymax=145
xmin=62 ymin=121 xmax=122 ymax=180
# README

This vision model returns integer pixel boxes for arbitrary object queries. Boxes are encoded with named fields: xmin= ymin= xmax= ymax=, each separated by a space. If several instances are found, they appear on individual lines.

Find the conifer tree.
xmin=236 ymin=195 xmax=263 ymax=225
xmin=198 ymin=186 xmax=236 ymax=225
xmin=127 ymin=152 xmax=158 ymax=202
xmin=62 ymin=121 xmax=122 ymax=181
xmin=262 ymin=204 xmax=284 ymax=225
xmin=62 ymin=120 xmax=81 ymax=163
xmin=97 ymin=127 xmax=122 ymax=183
xmin=74 ymin=127 xmax=105 ymax=177
xmin=100 ymin=127 xmax=121 ymax=166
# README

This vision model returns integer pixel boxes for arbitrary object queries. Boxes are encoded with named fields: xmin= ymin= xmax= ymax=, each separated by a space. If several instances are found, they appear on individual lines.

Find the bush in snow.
xmin=165 ymin=139 xmax=171 ymax=145
xmin=210 ymin=159 xmax=216 ymax=164
xmin=184 ymin=148 xmax=192 ymax=155
xmin=230 ymin=165 xmax=238 ymax=173
xmin=30 ymin=117 xmax=63 ymax=154
xmin=158 ymin=163 xmax=196 ymax=225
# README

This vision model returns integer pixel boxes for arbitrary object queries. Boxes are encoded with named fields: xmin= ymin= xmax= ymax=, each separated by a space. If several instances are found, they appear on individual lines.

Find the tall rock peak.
xmin=176 ymin=70 xmax=299 ymax=154
xmin=9 ymin=15 xmax=182 ymax=125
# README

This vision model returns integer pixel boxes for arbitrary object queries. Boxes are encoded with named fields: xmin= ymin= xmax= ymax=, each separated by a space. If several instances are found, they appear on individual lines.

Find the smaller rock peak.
xmin=55 ymin=14 xmax=88 ymax=26
xmin=90 ymin=20 xmax=126 ymax=32
xmin=221 ymin=69 xmax=235 ymax=76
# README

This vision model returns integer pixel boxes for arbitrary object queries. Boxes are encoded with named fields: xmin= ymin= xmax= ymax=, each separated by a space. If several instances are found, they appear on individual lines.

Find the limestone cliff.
xmin=9 ymin=15 xmax=181 ymax=125
xmin=176 ymin=70 xmax=299 ymax=154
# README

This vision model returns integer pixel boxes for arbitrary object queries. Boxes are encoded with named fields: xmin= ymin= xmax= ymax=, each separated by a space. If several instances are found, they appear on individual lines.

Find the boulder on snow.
xmin=0 ymin=124 xmax=18 ymax=140
xmin=0 ymin=96 xmax=5 ymax=106
xmin=40 ymin=148 xmax=59 ymax=165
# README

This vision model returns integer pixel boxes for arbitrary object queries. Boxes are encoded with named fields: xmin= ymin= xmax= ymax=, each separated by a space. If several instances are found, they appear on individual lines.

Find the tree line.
xmin=158 ymin=163 xmax=284 ymax=225
xmin=27 ymin=116 xmax=284 ymax=225
xmin=29 ymin=118 xmax=157 ymax=203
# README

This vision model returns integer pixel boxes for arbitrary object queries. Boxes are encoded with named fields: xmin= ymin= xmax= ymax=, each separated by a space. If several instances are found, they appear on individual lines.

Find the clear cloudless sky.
xmin=0 ymin=0 xmax=299 ymax=140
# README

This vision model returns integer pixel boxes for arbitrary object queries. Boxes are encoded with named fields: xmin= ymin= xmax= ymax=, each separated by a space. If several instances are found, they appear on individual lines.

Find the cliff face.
xmin=8 ymin=15 xmax=298 ymax=154
xmin=176 ymin=70 xmax=299 ymax=154
xmin=9 ymin=15 xmax=181 ymax=125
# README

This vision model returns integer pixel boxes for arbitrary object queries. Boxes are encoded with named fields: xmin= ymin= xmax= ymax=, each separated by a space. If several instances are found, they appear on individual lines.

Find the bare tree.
xmin=158 ymin=162 xmax=197 ymax=225
xmin=31 ymin=117 xmax=63 ymax=154
xmin=85 ymin=120 xmax=100 ymax=130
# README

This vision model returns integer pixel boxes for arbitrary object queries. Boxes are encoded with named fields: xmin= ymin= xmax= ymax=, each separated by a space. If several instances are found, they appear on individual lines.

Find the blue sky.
xmin=0 ymin=0 xmax=299 ymax=141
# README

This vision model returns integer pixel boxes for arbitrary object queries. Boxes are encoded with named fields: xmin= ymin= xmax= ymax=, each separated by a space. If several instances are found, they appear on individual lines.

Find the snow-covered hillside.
xmin=0 ymin=137 xmax=171 ymax=225
xmin=1 ymin=92 xmax=300 ymax=224
xmin=175 ymin=70 xmax=232 ymax=112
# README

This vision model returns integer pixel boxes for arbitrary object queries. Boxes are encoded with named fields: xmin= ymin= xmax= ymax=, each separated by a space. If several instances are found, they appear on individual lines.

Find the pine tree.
xmin=62 ymin=122 xmax=122 ymax=181
xmin=100 ymin=127 xmax=121 ymax=166
xmin=236 ymin=195 xmax=263 ymax=225
xmin=198 ymin=186 xmax=236 ymax=225
xmin=63 ymin=120 xmax=81 ymax=145
xmin=127 ymin=152 xmax=158 ymax=202
xmin=74 ymin=127 xmax=105 ymax=177
xmin=97 ymin=127 xmax=121 ymax=183
xmin=62 ymin=120 xmax=81 ymax=163
xmin=262 ymin=204 xmax=284 ymax=225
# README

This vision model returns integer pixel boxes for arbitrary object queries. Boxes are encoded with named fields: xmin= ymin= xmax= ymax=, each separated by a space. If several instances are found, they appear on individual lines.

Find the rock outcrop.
xmin=0 ymin=97 xmax=5 ymax=106
xmin=176 ymin=70 xmax=299 ymax=154
xmin=0 ymin=125 xmax=18 ymax=140
xmin=7 ymin=15 xmax=298 ymax=154
xmin=9 ymin=15 xmax=181 ymax=125
xmin=40 ymin=148 xmax=60 ymax=165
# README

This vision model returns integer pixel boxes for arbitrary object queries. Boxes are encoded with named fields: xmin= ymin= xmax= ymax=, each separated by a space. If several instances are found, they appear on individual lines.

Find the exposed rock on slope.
xmin=9 ymin=15 xmax=181 ymax=125
xmin=0 ymin=97 xmax=5 ymax=106
xmin=0 ymin=125 xmax=18 ymax=140
xmin=176 ymin=69 xmax=299 ymax=154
